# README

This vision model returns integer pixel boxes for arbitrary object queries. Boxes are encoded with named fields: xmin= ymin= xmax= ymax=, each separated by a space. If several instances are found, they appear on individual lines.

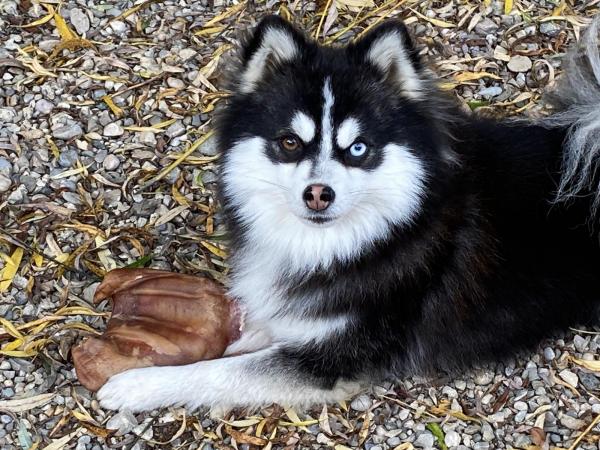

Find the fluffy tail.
xmin=544 ymin=16 xmax=600 ymax=215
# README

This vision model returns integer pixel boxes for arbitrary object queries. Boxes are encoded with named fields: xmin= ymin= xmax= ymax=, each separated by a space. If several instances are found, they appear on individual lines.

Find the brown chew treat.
xmin=72 ymin=268 xmax=241 ymax=391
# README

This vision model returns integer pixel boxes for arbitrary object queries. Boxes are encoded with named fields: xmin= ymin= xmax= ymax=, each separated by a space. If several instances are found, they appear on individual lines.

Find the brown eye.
xmin=279 ymin=135 xmax=301 ymax=152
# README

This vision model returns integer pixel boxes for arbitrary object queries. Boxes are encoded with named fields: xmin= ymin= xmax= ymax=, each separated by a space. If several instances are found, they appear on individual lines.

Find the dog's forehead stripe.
xmin=315 ymin=77 xmax=335 ymax=171
xmin=291 ymin=111 xmax=316 ymax=143
xmin=336 ymin=117 xmax=361 ymax=149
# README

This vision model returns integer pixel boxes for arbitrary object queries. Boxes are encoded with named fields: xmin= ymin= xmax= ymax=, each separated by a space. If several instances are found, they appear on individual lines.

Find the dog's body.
xmin=98 ymin=16 xmax=600 ymax=412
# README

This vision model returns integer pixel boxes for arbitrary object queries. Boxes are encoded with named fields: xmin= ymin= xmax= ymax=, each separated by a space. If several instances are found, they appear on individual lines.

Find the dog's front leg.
xmin=97 ymin=345 xmax=361 ymax=412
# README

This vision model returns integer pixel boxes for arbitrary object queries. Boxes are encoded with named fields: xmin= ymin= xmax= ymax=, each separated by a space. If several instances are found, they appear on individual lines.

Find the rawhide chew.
xmin=72 ymin=268 xmax=241 ymax=391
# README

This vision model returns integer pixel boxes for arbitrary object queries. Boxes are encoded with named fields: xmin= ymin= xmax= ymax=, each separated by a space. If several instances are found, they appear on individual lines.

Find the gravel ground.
xmin=1 ymin=0 xmax=600 ymax=449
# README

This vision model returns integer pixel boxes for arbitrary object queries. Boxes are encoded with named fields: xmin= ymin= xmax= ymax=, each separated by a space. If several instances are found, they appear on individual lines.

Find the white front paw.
xmin=97 ymin=367 xmax=177 ymax=412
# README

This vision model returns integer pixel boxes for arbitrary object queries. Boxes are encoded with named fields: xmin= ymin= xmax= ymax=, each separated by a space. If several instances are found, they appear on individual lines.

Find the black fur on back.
xmin=216 ymin=15 xmax=600 ymax=388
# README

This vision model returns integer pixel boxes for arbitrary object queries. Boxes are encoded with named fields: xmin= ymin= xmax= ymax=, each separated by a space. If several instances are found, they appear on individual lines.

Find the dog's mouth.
xmin=305 ymin=215 xmax=335 ymax=225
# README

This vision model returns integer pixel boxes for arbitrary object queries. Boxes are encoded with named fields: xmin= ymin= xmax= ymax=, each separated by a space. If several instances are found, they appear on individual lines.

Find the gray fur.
xmin=544 ymin=16 xmax=600 ymax=215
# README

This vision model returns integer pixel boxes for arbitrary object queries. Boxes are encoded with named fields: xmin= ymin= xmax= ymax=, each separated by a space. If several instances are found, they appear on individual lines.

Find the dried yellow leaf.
xmin=18 ymin=4 xmax=55 ymax=28
xmin=23 ymin=338 xmax=51 ymax=353
xmin=571 ymin=357 xmax=600 ymax=372
xmin=409 ymin=8 xmax=456 ymax=28
xmin=51 ymin=163 xmax=92 ymax=179
xmin=82 ymin=72 xmax=129 ymax=83
xmin=224 ymin=418 xmax=261 ymax=427
xmin=504 ymin=0 xmax=513 ymax=15
xmin=200 ymin=241 xmax=227 ymax=259
xmin=20 ymin=57 xmax=57 ymax=78
xmin=194 ymin=26 xmax=224 ymax=36
xmin=42 ymin=431 xmax=79 ymax=450
xmin=60 ymin=221 xmax=106 ymax=238
xmin=454 ymin=72 xmax=502 ymax=83
xmin=203 ymin=1 xmax=246 ymax=27
xmin=46 ymin=136 xmax=60 ymax=159
xmin=552 ymin=0 xmax=566 ymax=16
xmin=94 ymin=235 xmax=116 ymax=271
xmin=55 ymin=306 xmax=105 ymax=317
xmin=53 ymin=11 xmax=77 ymax=41
xmin=393 ymin=444 xmax=415 ymax=450
xmin=0 ymin=349 xmax=36 ymax=357
xmin=152 ymin=118 xmax=177 ymax=129
xmin=0 ymin=247 xmax=23 ymax=293
xmin=154 ymin=205 xmax=189 ymax=227
xmin=172 ymin=184 xmax=191 ymax=207
xmin=337 ymin=0 xmax=375 ymax=7
xmin=48 ymin=38 xmax=94 ymax=60
xmin=2 ymin=338 xmax=24 ymax=352
xmin=101 ymin=95 xmax=124 ymax=118
xmin=142 ymin=130 xmax=214 ymax=188
xmin=0 ymin=393 xmax=55 ymax=413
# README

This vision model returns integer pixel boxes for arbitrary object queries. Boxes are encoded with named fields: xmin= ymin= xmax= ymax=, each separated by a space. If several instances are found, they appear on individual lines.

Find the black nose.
xmin=303 ymin=184 xmax=335 ymax=211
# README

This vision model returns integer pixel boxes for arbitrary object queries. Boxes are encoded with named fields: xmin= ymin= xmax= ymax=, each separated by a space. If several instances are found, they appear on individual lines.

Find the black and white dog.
xmin=98 ymin=15 xmax=600 ymax=412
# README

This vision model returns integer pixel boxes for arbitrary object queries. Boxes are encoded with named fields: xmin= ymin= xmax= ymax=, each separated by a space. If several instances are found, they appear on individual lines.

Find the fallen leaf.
xmin=0 ymin=393 xmax=55 ymax=413
xmin=41 ymin=430 xmax=79 ymax=450
xmin=337 ymin=0 xmax=375 ymax=6
xmin=409 ymin=8 xmax=456 ymax=28
xmin=101 ymin=95 xmax=124 ymax=118
xmin=0 ymin=247 xmax=24 ymax=292
xmin=18 ymin=4 xmax=55 ymax=28
xmin=225 ymin=425 xmax=268 ymax=446
xmin=426 ymin=422 xmax=448 ymax=450
xmin=530 ymin=426 xmax=546 ymax=446
xmin=571 ymin=357 xmax=600 ymax=372
xmin=53 ymin=11 xmax=77 ymax=41
xmin=454 ymin=71 xmax=502 ymax=83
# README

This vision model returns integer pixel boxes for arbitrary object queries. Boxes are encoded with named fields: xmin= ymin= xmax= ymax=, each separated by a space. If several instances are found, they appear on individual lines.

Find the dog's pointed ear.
xmin=352 ymin=20 xmax=424 ymax=98
xmin=238 ymin=15 xmax=305 ymax=93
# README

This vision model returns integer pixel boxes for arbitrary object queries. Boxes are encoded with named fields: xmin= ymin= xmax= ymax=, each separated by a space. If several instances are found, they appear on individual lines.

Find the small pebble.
xmin=414 ymin=431 xmax=435 ymax=448
xmin=445 ymin=430 xmax=461 ymax=447
xmin=0 ymin=174 xmax=11 ymax=193
xmin=103 ymin=155 xmax=120 ymax=171
xmin=350 ymin=394 xmax=371 ymax=412
xmin=167 ymin=77 xmax=185 ymax=89
xmin=104 ymin=123 xmax=124 ymax=137
xmin=508 ymin=55 xmax=533 ymax=73
xmin=53 ymin=124 xmax=83 ymax=140
xmin=559 ymin=414 xmax=586 ymax=430
xmin=559 ymin=369 xmax=579 ymax=387
xmin=35 ymin=99 xmax=54 ymax=115
xmin=543 ymin=347 xmax=555 ymax=361
xmin=70 ymin=8 xmax=90 ymax=35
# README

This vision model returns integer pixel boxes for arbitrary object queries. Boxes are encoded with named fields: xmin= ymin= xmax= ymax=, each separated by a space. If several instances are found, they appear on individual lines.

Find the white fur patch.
xmin=222 ymin=136 xmax=426 ymax=279
xmin=367 ymin=32 xmax=422 ymax=98
xmin=240 ymin=27 xmax=299 ymax=93
xmin=336 ymin=117 xmax=361 ymax=149
xmin=291 ymin=111 xmax=316 ymax=142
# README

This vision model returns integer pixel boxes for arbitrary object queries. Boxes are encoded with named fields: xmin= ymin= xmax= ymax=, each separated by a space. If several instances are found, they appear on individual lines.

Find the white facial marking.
xmin=336 ymin=117 xmax=362 ymax=149
xmin=367 ymin=31 xmax=422 ymax=98
xmin=291 ymin=111 xmax=316 ymax=143
xmin=316 ymin=77 xmax=335 ymax=170
xmin=240 ymin=27 xmax=299 ymax=93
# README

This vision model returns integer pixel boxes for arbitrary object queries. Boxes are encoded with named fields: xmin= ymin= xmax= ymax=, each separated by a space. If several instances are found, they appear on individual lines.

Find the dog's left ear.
xmin=351 ymin=20 xmax=424 ymax=99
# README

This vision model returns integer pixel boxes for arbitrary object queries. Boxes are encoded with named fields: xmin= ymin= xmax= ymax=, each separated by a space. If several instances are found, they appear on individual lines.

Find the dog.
xmin=98 ymin=14 xmax=600 ymax=412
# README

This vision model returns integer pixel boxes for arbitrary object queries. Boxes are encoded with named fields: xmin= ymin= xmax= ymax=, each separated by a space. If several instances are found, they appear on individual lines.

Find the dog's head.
xmin=218 ymin=16 xmax=455 ymax=271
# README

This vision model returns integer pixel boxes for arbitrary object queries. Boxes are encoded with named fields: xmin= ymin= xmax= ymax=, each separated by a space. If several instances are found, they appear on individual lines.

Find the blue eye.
xmin=348 ymin=142 xmax=368 ymax=157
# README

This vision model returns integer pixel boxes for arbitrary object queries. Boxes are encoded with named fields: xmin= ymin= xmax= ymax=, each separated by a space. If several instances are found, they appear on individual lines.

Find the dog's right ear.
xmin=237 ymin=15 xmax=305 ymax=93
